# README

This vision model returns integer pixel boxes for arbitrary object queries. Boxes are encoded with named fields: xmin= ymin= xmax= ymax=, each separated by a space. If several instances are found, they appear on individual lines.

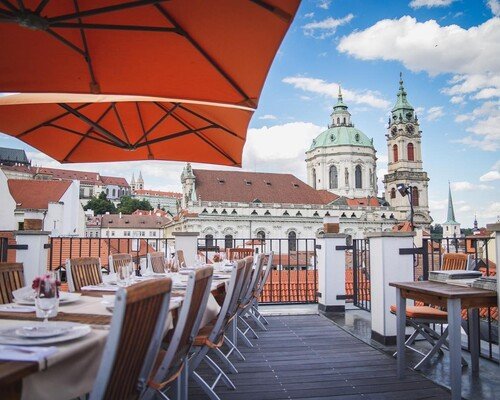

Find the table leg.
xmin=468 ymin=308 xmax=480 ymax=375
xmin=396 ymin=288 xmax=406 ymax=379
xmin=447 ymin=298 xmax=462 ymax=400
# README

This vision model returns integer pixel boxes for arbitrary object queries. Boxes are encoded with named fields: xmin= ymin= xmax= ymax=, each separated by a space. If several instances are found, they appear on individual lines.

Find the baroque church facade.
xmin=166 ymin=76 xmax=432 ymax=245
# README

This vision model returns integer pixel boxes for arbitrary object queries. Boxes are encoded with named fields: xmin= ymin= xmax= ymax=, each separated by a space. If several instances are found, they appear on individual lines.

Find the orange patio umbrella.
xmin=0 ymin=0 xmax=300 ymax=109
xmin=0 ymin=93 xmax=252 ymax=166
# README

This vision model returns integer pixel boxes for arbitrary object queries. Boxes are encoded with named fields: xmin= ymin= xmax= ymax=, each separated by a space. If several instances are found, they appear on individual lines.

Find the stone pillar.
xmin=486 ymin=223 xmax=500 ymax=347
xmin=15 ymin=231 xmax=50 ymax=286
xmin=366 ymin=232 xmax=415 ymax=345
xmin=172 ymin=232 xmax=199 ymax=268
xmin=317 ymin=233 xmax=347 ymax=312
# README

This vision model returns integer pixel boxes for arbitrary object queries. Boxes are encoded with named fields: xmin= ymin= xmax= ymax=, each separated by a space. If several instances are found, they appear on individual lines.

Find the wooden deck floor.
xmin=188 ymin=315 xmax=451 ymax=400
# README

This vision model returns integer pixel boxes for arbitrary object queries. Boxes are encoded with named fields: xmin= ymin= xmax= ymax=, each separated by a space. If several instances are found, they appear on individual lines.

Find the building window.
xmin=390 ymin=188 xmax=396 ymax=199
xmin=407 ymin=143 xmax=415 ymax=161
xmin=412 ymin=187 xmax=419 ymax=207
xmin=288 ymin=231 xmax=297 ymax=251
xmin=257 ymin=231 xmax=265 ymax=240
xmin=355 ymin=165 xmax=362 ymax=189
xmin=312 ymin=168 xmax=316 ymax=189
xmin=393 ymin=144 xmax=398 ymax=162
xmin=329 ymin=165 xmax=338 ymax=189
xmin=112 ymin=189 xmax=116 ymax=197
xmin=225 ymin=234 xmax=233 ymax=249
xmin=205 ymin=234 xmax=214 ymax=247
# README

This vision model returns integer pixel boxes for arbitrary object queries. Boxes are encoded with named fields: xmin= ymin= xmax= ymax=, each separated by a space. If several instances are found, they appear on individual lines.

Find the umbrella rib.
xmin=47 ymin=123 xmax=117 ymax=147
xmin=48 ymin=0 xmax=168 ymax=23
xmin=35 ymin=0 xmax=51 ymax=14
xmin=16 ymin=0 xmax=24 ymax=12
xmin=0 ymin=8 xmax=15 ymax=18
xmin=0 ymin=0 xmax=16 ymax=12
xmin=112 ymin=103 xmax=132 ymax=147
xmin=135 ymin=126 xmax=213 ymax=148
xmin=62 ymin=104 xmax=114 ymax=162
xmin=58 ymin=103 xmax=129 ymax=148
xmin=249 ymin=0 xmax=292 ymax=22
xmin=154 ymin=4 xmax=256 ymax=109
xmin=193 ymin=131 xmax=238 ymax=165
xmin=45 ymin=28 xmax=86 ymax=56
xmin=50 ymin=22 xmax=180 ymax=33
xmin=132 ymin=102 xmax=179 ymax=147
xmin=135 ymin=103 xmax=153 ymax=157
xmin=16 ymin=103 xmax=91 ymax=139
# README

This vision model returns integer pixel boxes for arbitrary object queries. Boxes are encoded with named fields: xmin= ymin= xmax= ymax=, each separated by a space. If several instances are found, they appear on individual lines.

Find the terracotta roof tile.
xmin=193 ymin=169 xmax=338 ymax=205
xmin=346 ymin=197 xmax=380 ymax=206
xmin=100 ymin=214 xmax=170 ymax=229
xmin=100 ymin=176 xmax=129 ymax=187
xmin=134 ymin=189 xmax=182 ymax=198
xmin=8 ymin=179 xmax=72 ymax=210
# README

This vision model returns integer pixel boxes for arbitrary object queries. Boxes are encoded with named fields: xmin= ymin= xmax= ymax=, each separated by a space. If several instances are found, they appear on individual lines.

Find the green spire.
xmin=391 ymin=72 xmax=414 ymax=120
xmin=446 ymin=183 xmax=458 ymax=224
xmin=333 ymin=84 xmax=347 ymax=110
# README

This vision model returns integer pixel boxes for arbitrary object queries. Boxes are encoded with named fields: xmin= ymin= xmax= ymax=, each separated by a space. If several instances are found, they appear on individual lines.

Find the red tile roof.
xmin=134 ymin=189 xmax=182 ymax=198
xmin=132 ymin=209 xmax=169 ymax=217
xmin=193 ymin=169 xmax=338 ymax=205
xmin=8 ymin=179 xmax=72 ymax=210
xmin=346 ymin=197 xmax=380 ymax=206
xmin=36 ymin=167 xmax=102 ymax=185
xmin=100 ymin=214 xmax=170 ymax=229
xmin=101 ymin=175 xmax=130 ymax=187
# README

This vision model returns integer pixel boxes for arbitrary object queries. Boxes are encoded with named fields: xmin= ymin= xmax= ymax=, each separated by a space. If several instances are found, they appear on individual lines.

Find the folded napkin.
xmin=12 ymin=286 xmax=35 ymax=302
xmin=80 ymin=284 xmax=118 ymax=292
xmin=0 ymin=304 xmax=36 ymax=313
xmin=0 ymin=345 xmax=58 ymax=363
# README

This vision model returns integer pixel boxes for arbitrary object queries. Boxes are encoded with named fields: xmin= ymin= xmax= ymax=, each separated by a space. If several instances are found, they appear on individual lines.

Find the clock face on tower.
xmin=406 ymin=124 xmax=415 ymax=134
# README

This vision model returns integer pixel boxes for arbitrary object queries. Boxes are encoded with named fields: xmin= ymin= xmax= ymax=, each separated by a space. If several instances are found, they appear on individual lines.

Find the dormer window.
xmin=325 ymin=211 xmax=330 ymax=217
xmin=293 ymin=183 xmax=299 ymax=188
xmin=252 ymin=198 xmax=262 ymax=203
xmin=231 ymin=209 xmax=237 ymax=215
xmin=264 ymin=210 xmax=271 ymax=215
xmin=201 ymin=208 xmax=208 ymax=214
xmin=251 ymin=210 xmax=258 ymax=215
xmin=245 ymin=180 xmax=252 ymax=186
xmin=313 ymin=211 xmax=319 ymax=217
xmin=296 ymin=211 xmax=302 ymax=216
xmin=265 ymin=181 xmax=272 ymax=186
xmin=355 ymin=133 xmax=360 ymax=142
xmin=217 ymin=178 xmax=225 ymax=184
xmin=212 ymin=209 xmax=218 ymax=214
xmin=283 ymin=211 xmax=289 ymax=216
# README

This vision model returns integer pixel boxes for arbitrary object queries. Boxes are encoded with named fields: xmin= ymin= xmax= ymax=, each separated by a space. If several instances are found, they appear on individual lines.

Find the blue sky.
xmin=1 ymin=0 xmax=499 ymax=228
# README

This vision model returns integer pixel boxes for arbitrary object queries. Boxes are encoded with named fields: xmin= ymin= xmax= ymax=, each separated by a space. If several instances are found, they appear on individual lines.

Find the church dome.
xmin=310 ymin=125 xmax=373 ymax=150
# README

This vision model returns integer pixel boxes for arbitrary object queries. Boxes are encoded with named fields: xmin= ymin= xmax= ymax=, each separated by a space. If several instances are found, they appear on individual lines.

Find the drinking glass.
xmin=35 ymin=275 xmax=59 ymax=323
xmin=117 ymin=264 xmax=131 ymax=287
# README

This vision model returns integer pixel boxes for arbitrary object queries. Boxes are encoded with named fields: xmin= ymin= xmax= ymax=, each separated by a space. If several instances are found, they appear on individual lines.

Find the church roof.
xmin=392 ymin=72 xmax=414 ymax=119
xmin=309 ymin=126 xmax=373 ymax=150
xmin=192 ymin=169 xmax=339 ymax=205
xmin=0 ymin=147 xmax=29 ymax=165
xmin=445 ymin=184 xmax=459 ymax=224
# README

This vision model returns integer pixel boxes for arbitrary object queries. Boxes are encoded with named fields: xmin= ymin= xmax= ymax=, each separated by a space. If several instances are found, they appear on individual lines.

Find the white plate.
xmin=0 ymin=322 xmax=91 ymax=346
xmin=14 ymin=292 xmax=81 ymax=306
xmin=15 ymin=326 xmax=68 ymax=338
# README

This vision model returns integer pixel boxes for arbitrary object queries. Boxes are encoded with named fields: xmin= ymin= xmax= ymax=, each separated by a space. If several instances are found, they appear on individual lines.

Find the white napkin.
xmin=0 ymin=345 xmax=58 ymax=363
xmin=12 ymin=286 xmax=35 ymax=302
xmin=80 ymin=285 xmax=118 ymax=292
xmin=0 ymin=304 xmax=36 ymax=313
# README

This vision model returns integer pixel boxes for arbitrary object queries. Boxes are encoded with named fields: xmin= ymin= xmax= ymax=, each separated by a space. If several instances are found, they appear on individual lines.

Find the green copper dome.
xmin=310 ymin=126 xmax=373 ymax=150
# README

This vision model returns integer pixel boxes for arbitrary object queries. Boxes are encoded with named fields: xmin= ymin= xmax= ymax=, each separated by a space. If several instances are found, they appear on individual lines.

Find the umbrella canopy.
xmin=0 ymin=93 xmax=252 ymax=166
xmin=0 ymin=0 xmax=300 ymax=109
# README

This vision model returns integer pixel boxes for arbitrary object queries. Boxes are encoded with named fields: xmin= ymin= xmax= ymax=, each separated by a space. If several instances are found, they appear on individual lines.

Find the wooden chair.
xmin=227 ymin=248 xmax=254 ymax=261
xmin=143 ymin=266 xmax=214 ymax=400
xmin=90 ymin=278 xmax=172 ymax=400
xmin=176 ymin=249 xmax=186 ymax=269
xmin=147 ymin=252 xmax=167 ymax=274
xmin=66 ymin=257 xmax=102 ymax=292
xmin=189 ymin=259 xmax=247 ymax=399
xmin=109 ymin=253 xmax=132 ymax=275
xmin=248 ymin=252 xmax=274 ymax=329
xmin=0 ymin=262 xmax=25 ymax=304
xmin=392 ymin=253 xmax=470 ymax=369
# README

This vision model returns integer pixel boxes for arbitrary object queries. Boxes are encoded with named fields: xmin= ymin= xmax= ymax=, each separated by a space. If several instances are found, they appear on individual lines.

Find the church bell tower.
xmin=383 ymin=73 xmax=432 ymax=226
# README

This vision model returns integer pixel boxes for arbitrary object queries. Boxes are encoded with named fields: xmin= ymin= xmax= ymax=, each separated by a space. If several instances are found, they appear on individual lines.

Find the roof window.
xmin=245 ymin=180 xmax=252 ymax=185
xmin=217 ymin=178 xmax=225 ymax=184
xmin=293 ymin=183 xmax=299 ymax=188
xmin=265 ymin=181 xmax=272 ymax=186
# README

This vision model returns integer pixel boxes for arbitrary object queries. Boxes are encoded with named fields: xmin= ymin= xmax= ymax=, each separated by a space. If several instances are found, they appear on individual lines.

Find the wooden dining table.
xmin=0 ymin=271 xmax=230 ymax=400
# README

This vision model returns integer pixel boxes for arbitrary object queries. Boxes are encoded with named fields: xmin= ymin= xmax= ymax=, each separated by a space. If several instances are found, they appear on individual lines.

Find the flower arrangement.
xmin=32 ymin=274 xmax=61 ymax=298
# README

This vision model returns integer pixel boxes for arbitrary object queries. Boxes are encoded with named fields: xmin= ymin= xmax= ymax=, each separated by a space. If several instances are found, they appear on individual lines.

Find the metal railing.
xmin=48 ymin=237 xmax=175 ymax=272
xmin=197 ymin=237 xmax=318 ymax=304
xmin=0 ymin=237 xmax=8 ymax=262
xmin=352 ymin=239 xmax=371 ymax=312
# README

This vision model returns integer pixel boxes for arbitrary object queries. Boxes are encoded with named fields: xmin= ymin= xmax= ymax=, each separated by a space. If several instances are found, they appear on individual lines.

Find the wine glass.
xmin=35 ymin=275 xmax=59 ymax=323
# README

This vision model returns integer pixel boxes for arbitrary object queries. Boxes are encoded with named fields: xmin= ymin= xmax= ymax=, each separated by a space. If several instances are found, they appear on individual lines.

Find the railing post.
xmin=365 ymin=231 xmax=416 ymax=345
xmin=14 ymin=230 xmax=50 ymax=285
xmin=316 ymin=233 xmax=348 ymax=312
xmin=485 ymin=223 xmax=500 ymax=348
xmin=172 ymin=232 xmax=199 ymax=267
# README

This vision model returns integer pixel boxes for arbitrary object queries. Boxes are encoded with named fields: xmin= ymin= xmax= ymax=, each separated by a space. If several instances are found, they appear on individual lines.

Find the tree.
xmin=84 ymin=192 xmax=116 ymax=215
xmin=117 ymin=196 xmax=153 ymax=214
xmin=430 ymin=224 xmax=443 ymax=239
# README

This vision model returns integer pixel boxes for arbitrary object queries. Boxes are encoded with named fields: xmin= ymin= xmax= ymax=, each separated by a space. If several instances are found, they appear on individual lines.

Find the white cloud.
xmin=450 ymin=181 xmax=494 ymax=191
xmin=300 ymin=95 xmax=312 ymax=101
xmin=429 ymin=198 xmax=448 ymax=211
xmin=458 ymin=204 xmax=472 ymax=212
xmin=487 ymin=0 xmax=500 ymax=16
xmin=317 ymin=0 xmax=331 ymax=10
xmin=409 ymin=0 xmax=456 ymax=8
xmin=476 ymin=201 xmax=500 ymax=220
xmin=426 ymin=106 xmax=445 ymax=121
xmin=304 ymin=12 xmax=315 ymax=18
xmin=472 ymin=87 xmax=500 ymax=99
xmin=259 ymin=114 xmax=277 ymax=120
xmin=479 ymin=160 xmax=500 ymax=181
xmin=302 ymin=14 xmax=354 ymax=39
xmin=283 ymin=76 xmax=390 ymax=109
xmin=450 ymin=96 xmax=465 ymax=104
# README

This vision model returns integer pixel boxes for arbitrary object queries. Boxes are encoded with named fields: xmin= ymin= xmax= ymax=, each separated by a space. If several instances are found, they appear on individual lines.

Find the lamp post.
xmin=397 ymin=183 xmax=414 ymax=231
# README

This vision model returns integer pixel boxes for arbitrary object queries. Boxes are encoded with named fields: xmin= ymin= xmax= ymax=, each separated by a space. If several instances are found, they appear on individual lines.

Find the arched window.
xmin=355 ymin=165 xmax=362 ymax=189
xmin=257 ymin=230 xmax=265 ymax=240
xmin=312 ymin=168 xmax=316 ymax=189
xmin=390 ymin=188 xmax=396 ymax=199
xmin=407 ymin=143 xmax=415 ymax=161
xmin=393 ymin=144 xmax=399 ymax=162
xmin=112 ymin=188 xmax=116 ymax=197
xmin=343 ymin=117 xmax=346 ymax=124
xmin=224 ymin=234 xmax=233 ymax=249
xmin=329 ymin=165 xmax=338 ymax=189
xmin=412 ymin=187 xmax=419 ymax=206
xmin=205 ymin=234 xmax=214 ymax=247
xmin=337 ymin=117 xmax=340 ymax=125
xmin=288 ymin=231 xmax=297 ymax=251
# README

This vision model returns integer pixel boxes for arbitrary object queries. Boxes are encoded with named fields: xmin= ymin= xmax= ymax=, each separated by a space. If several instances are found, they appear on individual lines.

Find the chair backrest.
xmin=442 ymin=253 xmax=469 ymax=271
xmin=109 ymin=253 xmax=132 ymax=275
xmin=90 ymin=278 xmax=172 ymax=400
xmin=147 ymin=252 xmax=166 ymax=274
xmin=66 ymin=257 xmax=102 ymax=292
xmin=254 ymin=252 xmax=274 ymax=298
xmin=0 ymin=262 xmax=25 ymax=304
xmin=227 ymin=248 xmax=254 ymax=261
xmin=148 ymin=266 xmax=213 ymax=391
xmin=176 ymin=250 xmax=186 ymax=268
xmin=237 ymin=256 xmax=254 ymax=306
xmin=209 ymin=259 xmax=246 ymax=343
xmin=241 ymin=254 xmax=266 ymax=307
